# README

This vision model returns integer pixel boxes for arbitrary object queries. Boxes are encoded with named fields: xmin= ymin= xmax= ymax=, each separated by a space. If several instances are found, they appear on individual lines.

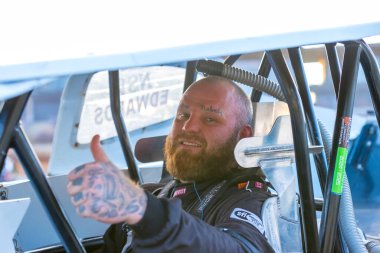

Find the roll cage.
xmin=1 ymin=5 xmax=380 ymax=252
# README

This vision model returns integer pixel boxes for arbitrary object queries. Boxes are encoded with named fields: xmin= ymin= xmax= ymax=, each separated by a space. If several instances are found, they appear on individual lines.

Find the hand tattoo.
xmin=68 ymin=162 xmax=147 ymax=224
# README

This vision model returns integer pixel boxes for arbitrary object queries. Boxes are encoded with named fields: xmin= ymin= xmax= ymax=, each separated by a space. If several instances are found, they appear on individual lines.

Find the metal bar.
xmin=223 ymin=54 xmax=241 ymax=66
xmin=359 ymin=40 xmax=380 ymax=127
xmin=245 ymin=144 xmax=323 ymax=155
xmin=288 ymin=47 xmax=329 ymax=191
xmin=319 ymin=42 xmax=361 ymax=253
xmin=250 ymin=53 xmax=271 ymax=102
xmin=183 ymin=61 xmax=198 ymax=93
xmin=266 ymin=50 xmax=320 ymax=252
xmin=109 ymin=70 xmax=140 ymax=183
xmin=325 ymin=43 xmax=341 ymax=98
xmin=288 ymin=47 xmax=346 ymax=253
xmin=299 ymin=200 xmax=306 ymax=253
xmin=12 ymin=125 xmax=85 ymax=253
xmin=0 ymin=93 xmax=30 ymax=176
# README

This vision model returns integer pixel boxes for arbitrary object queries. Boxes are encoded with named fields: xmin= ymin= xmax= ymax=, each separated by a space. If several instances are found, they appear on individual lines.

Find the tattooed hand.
xmin=67 ymin=135 xmax=147 ymax=225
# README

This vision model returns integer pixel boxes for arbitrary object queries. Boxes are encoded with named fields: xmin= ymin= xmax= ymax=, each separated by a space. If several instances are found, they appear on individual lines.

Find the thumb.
xmin=90 ymin=135 xmax=110 ymax=162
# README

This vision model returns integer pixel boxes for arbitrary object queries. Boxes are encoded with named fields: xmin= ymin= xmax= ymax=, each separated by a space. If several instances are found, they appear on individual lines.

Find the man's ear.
xmin=239 ymin=124 xmax=253 ymax=139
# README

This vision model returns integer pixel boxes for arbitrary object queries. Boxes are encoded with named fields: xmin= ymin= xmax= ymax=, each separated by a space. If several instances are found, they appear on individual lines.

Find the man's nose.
xmin=182 ymin=116 xmax=200 ymax=132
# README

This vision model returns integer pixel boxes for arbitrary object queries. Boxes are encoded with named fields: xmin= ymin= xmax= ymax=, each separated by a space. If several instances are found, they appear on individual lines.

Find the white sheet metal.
xmin=0 ymin=198 xmax=30 ymax=253
xmin=0 ymin=0 xmax=379 ymax=82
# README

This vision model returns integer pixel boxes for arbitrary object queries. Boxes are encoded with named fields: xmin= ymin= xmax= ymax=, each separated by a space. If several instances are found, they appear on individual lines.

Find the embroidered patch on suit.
xmin=254 ymin=181 xmax=264 ymax=189
xmin=230 ymin=208 xmax=265 ymax=234
xmin=173 ymin=187 xmax=186 ymax=197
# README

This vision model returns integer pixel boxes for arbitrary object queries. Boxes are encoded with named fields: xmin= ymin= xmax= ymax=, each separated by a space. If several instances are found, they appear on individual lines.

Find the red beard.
xmin=164 ymin=131 xmax=240 ymax=182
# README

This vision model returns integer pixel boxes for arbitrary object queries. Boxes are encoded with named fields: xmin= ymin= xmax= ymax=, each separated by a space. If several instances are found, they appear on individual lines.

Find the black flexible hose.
xmin=366 ymin=241 xmax=380 ymax=253
xmin=196 ymin=60 xmax=286 ymax=101
xmin=318 ymin=119 xmax=332 ymax=165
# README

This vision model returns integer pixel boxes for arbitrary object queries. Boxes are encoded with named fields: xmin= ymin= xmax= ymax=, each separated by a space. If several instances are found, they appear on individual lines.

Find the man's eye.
xmin=177 ymin=113 xmax=189 ymax=120
xmin=205 ymin=117 xmax=215 ymax=123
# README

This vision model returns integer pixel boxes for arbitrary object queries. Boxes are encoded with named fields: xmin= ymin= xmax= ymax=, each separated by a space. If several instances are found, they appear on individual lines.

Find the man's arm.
xmin=126 ymin=188 xmax=274 ymax=253
xmin=67 ymin=135 xmax=147 ymax=225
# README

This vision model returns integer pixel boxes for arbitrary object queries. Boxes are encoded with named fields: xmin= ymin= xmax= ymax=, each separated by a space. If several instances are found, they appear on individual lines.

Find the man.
xmin=67 ymin=76 xmax=275 ymax=252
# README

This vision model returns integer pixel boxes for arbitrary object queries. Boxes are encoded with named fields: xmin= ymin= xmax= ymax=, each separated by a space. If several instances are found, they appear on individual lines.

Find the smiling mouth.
xmin=180 ymin=141 xmax=202 ymax=147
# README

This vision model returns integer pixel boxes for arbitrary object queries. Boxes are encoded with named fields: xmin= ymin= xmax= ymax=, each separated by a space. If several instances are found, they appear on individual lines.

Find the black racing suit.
xmin=100 ymin=170 xmax=275 ymax=253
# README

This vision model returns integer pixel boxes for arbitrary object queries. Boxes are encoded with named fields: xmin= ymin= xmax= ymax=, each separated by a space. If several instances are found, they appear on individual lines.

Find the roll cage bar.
xmin=1 ymin=40 xmax=380 ymax=252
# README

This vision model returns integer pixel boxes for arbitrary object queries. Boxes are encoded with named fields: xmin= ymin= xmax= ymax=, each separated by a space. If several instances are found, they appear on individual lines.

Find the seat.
xmin=235 ymin=101 xmax=309 ymax=253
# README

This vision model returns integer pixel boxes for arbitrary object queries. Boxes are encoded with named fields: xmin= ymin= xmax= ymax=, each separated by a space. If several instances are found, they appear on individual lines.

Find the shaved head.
xmin=165 ymin=76 xmax=253 ymax=181
xmin=187 ymin=76 xmax=253 ymax=127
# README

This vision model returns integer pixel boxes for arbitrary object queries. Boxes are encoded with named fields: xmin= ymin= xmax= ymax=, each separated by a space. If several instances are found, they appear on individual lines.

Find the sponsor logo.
xmin=173 ymin=187 xmax=186 ymax=197
xmin=230 ymin=208 xmax=264 ymax=234
xmin=254 ymin=181 xmax=264 ymax=189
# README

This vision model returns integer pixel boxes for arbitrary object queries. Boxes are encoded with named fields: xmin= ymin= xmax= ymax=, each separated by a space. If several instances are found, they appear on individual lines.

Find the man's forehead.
xmin=180 ymin=92 xmax=232 ymax=110
xmin=181 ymin=83 xmax=235 ymax=106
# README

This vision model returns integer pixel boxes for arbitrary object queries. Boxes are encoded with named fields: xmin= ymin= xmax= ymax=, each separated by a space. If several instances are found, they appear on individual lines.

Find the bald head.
xmin=165 ymin=76 xmax=253 ymax=181
xmin=185 ymin=76 xmax=253 ymax=128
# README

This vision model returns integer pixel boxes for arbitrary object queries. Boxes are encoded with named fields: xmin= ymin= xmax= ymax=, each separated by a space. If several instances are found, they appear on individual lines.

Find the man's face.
xmin=164 ymin=81 xmax=243 ymax=182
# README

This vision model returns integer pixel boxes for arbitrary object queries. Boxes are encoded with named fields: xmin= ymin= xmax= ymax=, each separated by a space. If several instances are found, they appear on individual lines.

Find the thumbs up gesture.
xmin=67 ymin=135 xmax=147 ymax=225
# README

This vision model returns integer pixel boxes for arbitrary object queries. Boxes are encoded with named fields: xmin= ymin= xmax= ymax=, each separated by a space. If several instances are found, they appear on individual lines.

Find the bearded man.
xmin=67 ymin=76 xmax=275 ymax=252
